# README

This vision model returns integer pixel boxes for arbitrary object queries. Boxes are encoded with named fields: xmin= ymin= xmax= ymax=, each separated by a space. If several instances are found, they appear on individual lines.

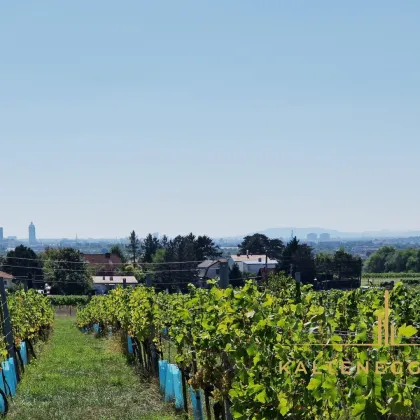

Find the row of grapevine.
xmin=0 ymin=288 xmax=54 ymax=413
xmin=7 ymin=289 xmax=55 ymax=353
xmin=77 ymin=277 xmax=420 ymax=419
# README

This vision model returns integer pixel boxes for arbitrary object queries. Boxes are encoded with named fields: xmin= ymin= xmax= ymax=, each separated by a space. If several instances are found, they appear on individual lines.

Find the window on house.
xmin=216 ymin=269 xmax=220 ymax=275
xmin=4 ymin=280 xmax=8 ymax=287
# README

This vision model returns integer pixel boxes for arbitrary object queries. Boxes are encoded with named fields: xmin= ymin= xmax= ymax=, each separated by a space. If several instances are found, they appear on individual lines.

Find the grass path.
xmin=8 ymin=317 xmax=176 ymax=420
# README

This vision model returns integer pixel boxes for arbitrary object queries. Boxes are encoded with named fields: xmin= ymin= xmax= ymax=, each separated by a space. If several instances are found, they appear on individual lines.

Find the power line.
xmin=0 ymin=256 xmax=207 ymax=266
xmin=0 ymin=264 xmax=201 ymax=275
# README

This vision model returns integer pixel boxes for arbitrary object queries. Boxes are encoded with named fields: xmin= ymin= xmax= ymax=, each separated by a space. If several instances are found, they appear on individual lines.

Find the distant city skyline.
xmin=3 ymin=222 xmax=420 ymax=241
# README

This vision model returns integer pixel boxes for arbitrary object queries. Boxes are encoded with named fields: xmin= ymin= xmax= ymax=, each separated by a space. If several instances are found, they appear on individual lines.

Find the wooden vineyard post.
xmin=181 ymin=368 xmax=189 ymax=415
xmin=191 ymin=347 xmax=204 ymax=420
xmin=204 ymin=390 xmax=212 ymax=419
xmin=222 ymin=352 xmax=232 ymax=420
xmin=0 ymin=277 xmax=20 ymax=383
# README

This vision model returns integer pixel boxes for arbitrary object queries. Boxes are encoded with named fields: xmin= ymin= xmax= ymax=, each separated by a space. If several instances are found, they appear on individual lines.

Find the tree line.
xmin=0 ymin=232 xmax=223 ymax=294
xmin=364 ymin=246 xmax=420 ymax=273
xmin=237 ymin=233 xmax=362 ymax=284
xmin=0 ymin=231 xmax=366 ymax=294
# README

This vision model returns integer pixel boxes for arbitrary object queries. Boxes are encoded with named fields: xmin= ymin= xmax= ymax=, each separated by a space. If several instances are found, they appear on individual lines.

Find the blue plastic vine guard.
xmin=164 ymin=363 xmax=175 ymax=402
xmin=189 ymin=385 xmax=204 ymax=420
xmin=158 ymin=360 xmax=168 ymax=393
xmin=127 ymin=335 xmax=133 ymax=354
xmin=20 ymin=342 xmax=28 ymax=365
xmin=2 ymin=359 xmax=16 ymax=397
xmin=171 ymin=365 xmax=184 ymax=409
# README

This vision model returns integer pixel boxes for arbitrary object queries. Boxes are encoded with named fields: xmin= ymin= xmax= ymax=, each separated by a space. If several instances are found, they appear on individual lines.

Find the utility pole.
xmin=265 ymin=253 xmax=268 ymax=283
xmin=219 ymin=260 xmax=229 ymax=289
xmin=0 ymin=277 xmax=20 ymax=382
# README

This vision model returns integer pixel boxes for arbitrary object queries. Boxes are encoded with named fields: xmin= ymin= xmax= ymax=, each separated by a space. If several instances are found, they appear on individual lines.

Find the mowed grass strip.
xmin=8 ymin=317 xmax=176 ymax=420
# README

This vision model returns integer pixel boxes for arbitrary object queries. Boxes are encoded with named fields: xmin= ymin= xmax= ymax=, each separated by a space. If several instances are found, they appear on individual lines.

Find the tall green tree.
xmin=364 ymin=246 xmax=396 ymax=273
xmin=266 ymin=238 xmax=284 ymax=260
xmin=238 ymin=234 xmax=284 ymax=260
xmin=333 ymin=248 xmax=362 ymax=280
xmin=1 ymin=245 xmax=42 ymax=287
xmin=142 ymin=234 xmax=160 ymax=263
xmin=42 ymin=247 xmax=92 ymax=295
xmin=195 ymin=235 xmax=222 ymax=260
xmin=238 ymin=234 xmax=270 ymax=255
xmin=110 ymin=244 xmax=127 ymax=263
xmin=229 ymin=263 xmax=243 ymax=287
xmin=126 ymin=230 xmax=141 ymax=264
xmin=277 ymin=237 xmax=316 ymax=284
xmin=364 ymin=246 xmax=420 ymax=273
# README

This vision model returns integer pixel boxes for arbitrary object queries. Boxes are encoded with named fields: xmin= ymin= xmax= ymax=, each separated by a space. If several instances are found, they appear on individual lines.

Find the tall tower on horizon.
xmin=0 ymin=227 xmax=3 ymax=242
xmin=29 ymin=222 xmax=37 ymax=245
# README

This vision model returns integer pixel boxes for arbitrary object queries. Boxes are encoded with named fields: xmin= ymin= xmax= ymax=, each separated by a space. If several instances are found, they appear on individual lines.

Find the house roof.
xmin=92 ymin=276 xmax=137 ymax=284
xmin=0 ymin=271 xmax=14 ymax=280
xmin=198 ymin=259 xmax=228 ymax=268
xmin=82 ymin=253 xmax=122 ymax=266
xmin=231 ymin=254 xmax=270 ymax=262
xmin=197 ymin=260 xmax=218 ymax=268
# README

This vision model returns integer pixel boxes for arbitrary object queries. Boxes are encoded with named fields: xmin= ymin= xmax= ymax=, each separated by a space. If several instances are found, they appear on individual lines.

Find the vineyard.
xmin=362 ymin=273 xmax=420 ymax=287
xmin=76 ymin=277 xmax=420 ymax=419
xmin=0 ymin=289 xmax=54 ymax=413
xmin=7 ymin=289 xmax=54 ymax=352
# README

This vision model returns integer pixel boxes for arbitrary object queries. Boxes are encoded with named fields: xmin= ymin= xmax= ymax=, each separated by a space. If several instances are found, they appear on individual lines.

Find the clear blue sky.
xmin=1 ymin=1 xmax=419 ymax=239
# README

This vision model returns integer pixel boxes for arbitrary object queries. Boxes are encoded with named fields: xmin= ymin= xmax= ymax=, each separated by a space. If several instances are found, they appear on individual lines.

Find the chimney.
xmin=105 ymin=252 xmax=111 ymax=259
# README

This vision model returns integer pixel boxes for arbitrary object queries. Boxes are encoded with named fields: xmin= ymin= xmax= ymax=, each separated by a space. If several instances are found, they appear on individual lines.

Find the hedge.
xmin=48 ymin=295 xmax=91 ymax=306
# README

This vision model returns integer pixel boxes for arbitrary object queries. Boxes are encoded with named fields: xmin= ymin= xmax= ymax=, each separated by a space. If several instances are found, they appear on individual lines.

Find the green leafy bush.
xmin=48 ymin=295 xmax=91 ymax=306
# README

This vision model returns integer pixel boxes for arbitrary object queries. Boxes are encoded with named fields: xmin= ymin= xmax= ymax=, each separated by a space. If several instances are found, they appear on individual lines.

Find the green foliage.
xmin=1 ymin=245 xmax=42 ymax=287
xmin=109 ymin=244 xmax=127 ymax=263
xmin=48 ymin=295 xmax=91 ymax=306
xmin=364 ymin=246 xmax=420 ymax=273
xmin=6 ymin=289 xmax=54 ymax=355
xmin=363 ymin=272 xmax=420 ymax=279
xmin=126 ymin=230 xmax=141 ymax=264
xmin=194 ymin=235 xmax=222 ymax=260
xmin=142 ymin=234 xmax=160 ymax=263
xmin=77 ymin=278 xmax=420 ymax=418
xmin=117 ymin=264 xmax=145 ymax=282
xmin=151 ymin=233 xmax=220 ymax=290
xmin=229 ymin=263 xmax=243 ymax=287
xmin=278 ymin=237 xmax=316 ymax=283
xmin=238 ymin=234 xmax=284 ymax=260
xmin=41 ymin=248 xmax=92 ymax=295
xmin=316 ymin=248 xmax=362 ymax=281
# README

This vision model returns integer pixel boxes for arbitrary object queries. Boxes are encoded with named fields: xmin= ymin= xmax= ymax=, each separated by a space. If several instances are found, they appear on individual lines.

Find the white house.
xmin=0 ymin=271 xmax=15 ymax=289
xmin=92 ymin=275 xmax=138 ymax=295
xmin=230 ymin=254 xmax=278 ymax=274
